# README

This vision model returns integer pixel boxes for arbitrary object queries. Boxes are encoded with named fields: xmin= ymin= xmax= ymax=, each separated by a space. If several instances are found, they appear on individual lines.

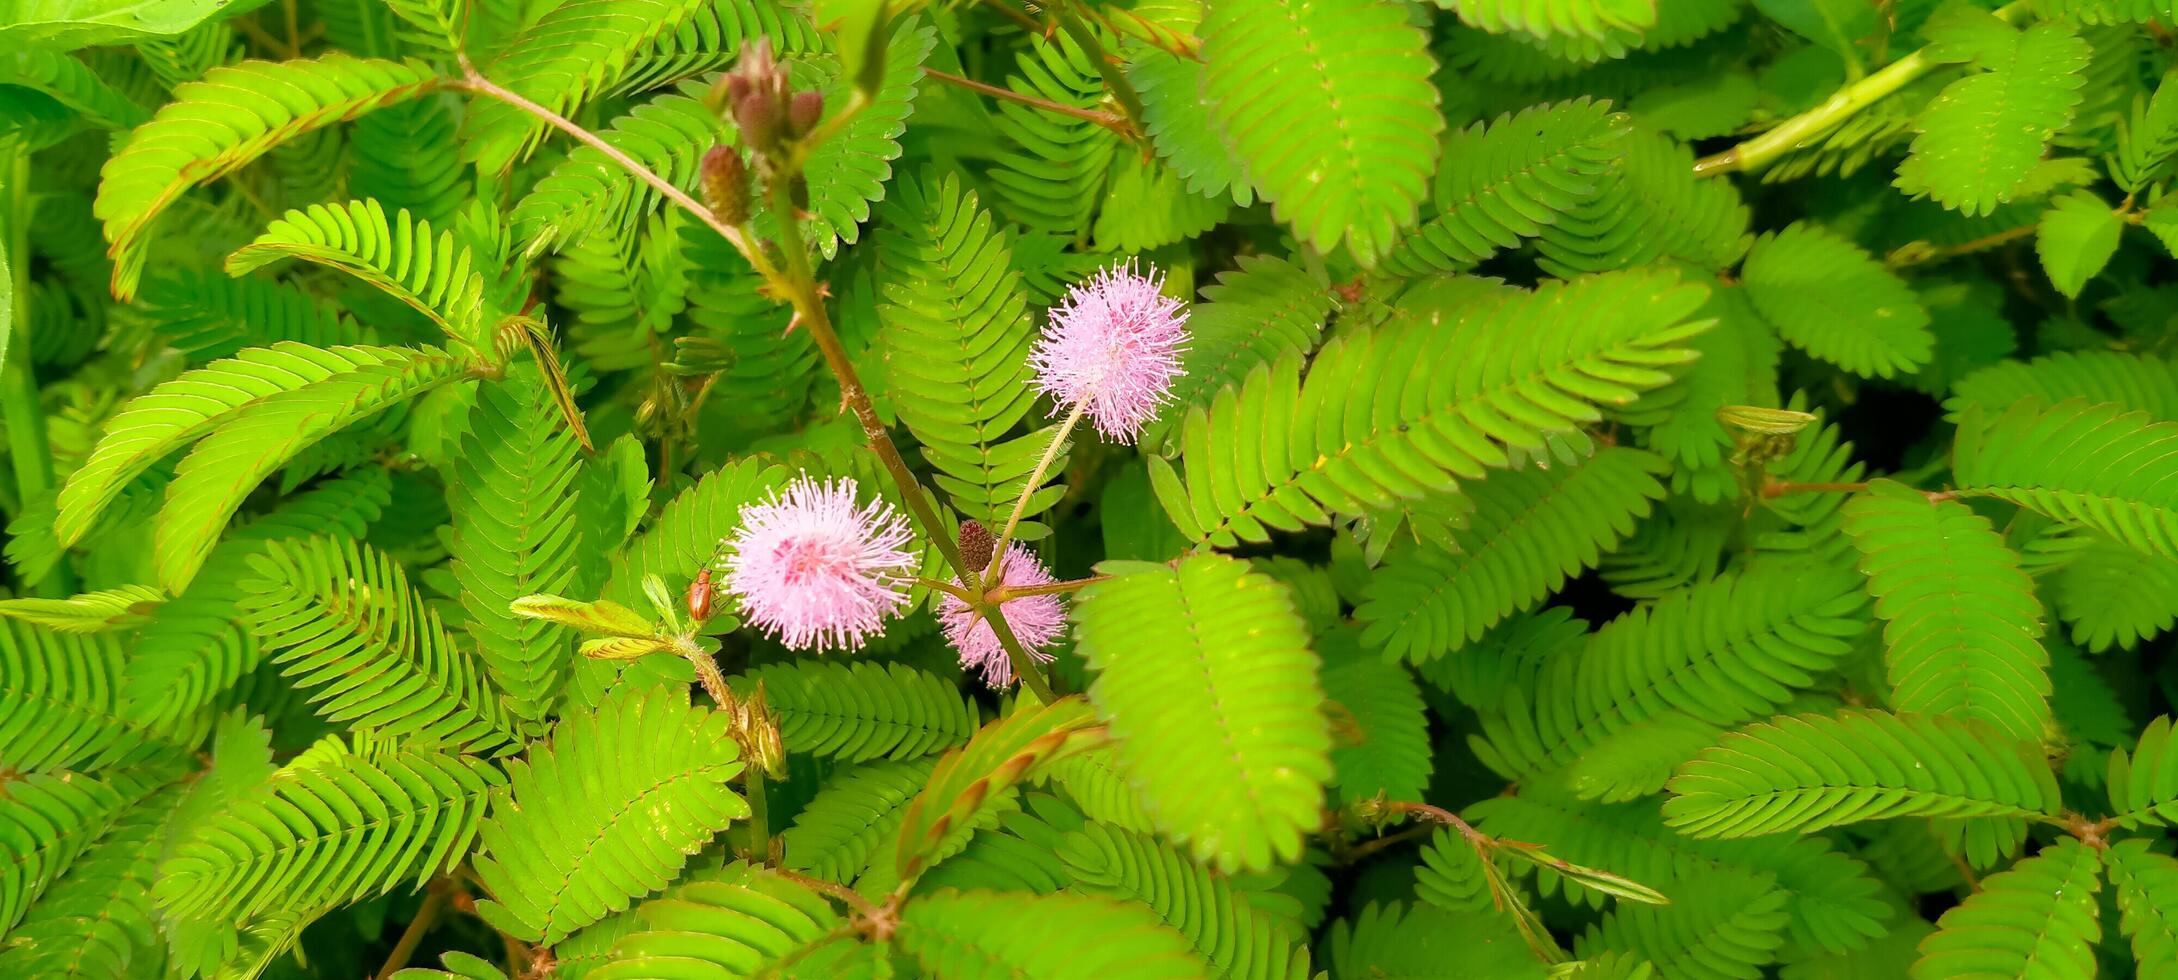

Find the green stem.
xmin=984 ymin=403 xmax=1081 ymax=591
xmin=1693 ymin=0 xmax=2032 ymax=177
xmin=1 ymin=149 xmax=66 ymax=597
xmin=744 ymin=769 xmax=774 ymax=864
xmin=373 ymin=879 xmax=449 ymax=980
xmin=993 ymin=574 xmax=1108 ymax=600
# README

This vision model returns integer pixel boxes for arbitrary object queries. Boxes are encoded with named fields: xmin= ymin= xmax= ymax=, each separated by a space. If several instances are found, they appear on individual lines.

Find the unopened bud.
xmin=788 ymin=90 xmax=824 ymax=137
xmin=736 ymin=91 xmax=782 ymax=152
xmin=700 ymin=145 xmax=751 ymax=225
xmin=958 ymin=520 xmax=994 ymax=573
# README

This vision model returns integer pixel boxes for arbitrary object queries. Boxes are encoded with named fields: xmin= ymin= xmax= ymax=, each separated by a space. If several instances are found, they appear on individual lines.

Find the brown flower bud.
xmin=788 ymin=90 xmax=824 ymax=137
xmin=958 ymin=520 xmax=994 ymax=573
xmin=735 ymin=90 xmax=782 ymax=152
xmin=699 ymin=145 xmax=751 ymax=225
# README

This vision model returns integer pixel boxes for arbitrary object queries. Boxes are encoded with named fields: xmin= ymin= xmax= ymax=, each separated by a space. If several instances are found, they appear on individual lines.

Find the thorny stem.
xmin=993 ymin=574 xmax=1110 ymax=600
xmin=1692 ymin=0 xmax=2032 ymax=176
xmin=985 ymin=403 xmax=1083 ymax=590
xmin=773 ymin=867 xmax=881 ymax=916
xmin=922 ymin=68 xmax=1135 ymax=135
xmin=373 ymin=878 xmax=450 ymax=980
xmin=462 ymin=54 xmax=1061 ymax=703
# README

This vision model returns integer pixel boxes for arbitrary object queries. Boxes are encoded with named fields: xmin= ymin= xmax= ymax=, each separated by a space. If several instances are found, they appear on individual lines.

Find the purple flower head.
xmin=1029 ymin=260 xmax=1190 ymax=443
xmin=939 ymin=543 xmax=1066 ymax=687
xmin=723 ymin=475 xmax=917 ymax=651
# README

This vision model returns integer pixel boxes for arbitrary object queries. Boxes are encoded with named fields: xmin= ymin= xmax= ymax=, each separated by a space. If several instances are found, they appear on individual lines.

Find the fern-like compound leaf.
xmin=1535 ymin=126 xmax=1750 ymax=276
xmin=135 ymin=268 xmax=359 ymax=362
xmin=1910 ymin=836 xmax=2101 ymax=979
xmin=446 ymin=373 xmax=583 ymax=728
xmin=473 ymin=685 xmax=748 ymax=944
xmin=0 ymin=620 xmax=191 ymax=773
xmin=1318 ymin=628 xmax=1433 ymax=806
xmin=0 ymin=784 xmax=180 ymax=977
xmin=153 ymin=748 xmax=502 ymax=922
xmin=1474 ymin=561 xmax=1870 ymax=778
xmin=1895 ymin=14 xmax=2091 ymax=216
xmin=733 ymin=660 xmax=977 ymax=763
xmin=1741 ymin=223 xmax=1933 ymax=379
xmin=1058 ymin=823 xmax=1313 ymax=980
xmin=1075 ymin=555 xmax=1330 ymax=873
xmin=155 ymin=345 xmax=468 ymax=590
xmin=783 ymin=757 xmax=937 ymax=884
xmin=510 ymin=78 xmax=726 ymax=256
xmin=0 ymin=768 xmax=169 ymax=938
xmin=54 ymin=342 xmax=411 ymax=546
xmin=874 ymin=172 xmax=1053 ymax=526
xmin=1953 ymin=398 xmax=2178 ymax=562
xmin=1842 ymin=479 xmax=2051 ymax=742
xmin=897 ymin=889 xmax=1209 ymax=980
xmin=1946 ymin=349 xmax=2178 ymax=423
xmin=1383 ymin=98 xmax=1631 ymax=277
xmin=1199 ymin=0 xmax=1442 ymax=265
xmin=1576 ymin=876 xmax=1792 ymax=979
xmin=1150 ymin=269 xmax=1709 ymax=547
xmin=242 ymin=536 xmax=520 ymax=755
xmin=2106 ymin=715 xmax=2178 ymax=828
xmin=1143 ymin=254 xmax=1329 ymax=450
xmin=460 ymin=0 xmax=717 ymax=175
xmin=892 ymin=698 xmax=1099 ymax=886
xmin=589 ymin=869 xmax=877 ymax=978
xmin=226 ymin=199 xmax=499 ymax=355
xmin=2107 ymin=839 xmax=2178 ymax=977
xmin=93 ymin=55 xmax=441 ymax=298
xmin=1359 ymin=447 xmax=1666 ymax=662
xmin=1663 ymin=710 xmax=2064 ymax=839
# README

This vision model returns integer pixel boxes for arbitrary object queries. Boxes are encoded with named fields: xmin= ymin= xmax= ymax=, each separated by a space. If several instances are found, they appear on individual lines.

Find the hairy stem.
xmin=1692 ymin=0 xmax=2031 ymax=177
xmin=744 ymin=769 xmax=775 ymax=864
xmin=993 ymin=574 xmax=1110 ymax=600
xmin=1055 ymin=9 xmax=1147 ymax=133
xmin=373 ymin=879 xmax=450 ymax=980
xmin=684 ymin=645 xmax=734 ymax=708
xmin=922 ymin=68 xmax=1133 ymax=134
xmin=773 ymin=867 xmax=881 ymax=916
xmin=761 ymin=153 xmax=1059 ymax=703
xmin=985 ymin=403 xmax=1082 ymax=590
xmin=462 ymin=54 xmax=1061 ymax=702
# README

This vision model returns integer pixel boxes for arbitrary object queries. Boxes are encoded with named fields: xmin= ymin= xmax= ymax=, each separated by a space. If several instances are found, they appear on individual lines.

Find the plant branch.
xmin=993 ymin=574 xmax=1110 ymax=600
xmin=985 ymin=403 xmax=1082 ymax=590
xmin=1692 ymin=0 xmax=2032 ymax=177
xmin=1887 ymin=224 xmax=2038 ymax=269
xmin=374 ymin=878 xmax=450 ymax=980
xmin=1055 ymin=8 xmax=1147 ymax=133
xmin=772 ymin=867 xmax=880 ymax=916
xmin=922 ymin=67 xmax=1134 ymax=135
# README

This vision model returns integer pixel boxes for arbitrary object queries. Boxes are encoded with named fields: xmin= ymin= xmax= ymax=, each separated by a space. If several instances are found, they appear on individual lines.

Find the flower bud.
xmin=700 ymin=145 xmax=751 ymax=225
xmin=957 ymin=520 xmax=994 ymax=573
xmin=735 ymin=91 xmax=782 ymax=152
xmin=788 ymin=90 xmax=824 ymax=137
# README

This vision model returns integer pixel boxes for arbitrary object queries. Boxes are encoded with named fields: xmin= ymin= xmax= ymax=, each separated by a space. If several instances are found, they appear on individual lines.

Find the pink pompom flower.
xmin=1029 ymin=260 xmax=1190 ymax=443
xmin=723 ymin=475 xmax=917 ymax=651
xmin=939 ymin=543 xmax=1066 ymax=687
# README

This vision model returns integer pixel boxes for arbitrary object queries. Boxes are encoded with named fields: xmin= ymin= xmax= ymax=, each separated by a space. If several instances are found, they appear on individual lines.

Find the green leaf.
xmin=1328 ymin=901 xmax=1546 ymax=980
xmin=1058 ymin=823 xmax=1314 ymax=980
xmin=1152 ymin=269 xmax=1709 ymax=547
xmin=588 ymin=868 xmax=876 ymax=978
xmin=1142 ymin=254 xmax=1329 ymax=450
xmin=225 ymin=199 xmax=499 ymax=355
xmin=92 ymin=55 xmax=440 ymax=298
xmin=2036 ymin=190 xmax=2124 ymax=299
xmin=242 ymin=536 xmax=520 ymax=754
xmin=1663 ymin=710 xmax=2064 ymax=839
xmin=1741 ymin=223 xmax=1933 ymax=378
xmin=734 ymin=660 xmax=978 ymax=763
xmin=1895 ymin=18 xmax=2091 ymax=216
xmin=1911 ymin=837 xmax=2102 ymax=980
xmin=1200 ymin=0 xmax=1442 ymax=265
xmin=154 ymin=345 xmax=467 ymax=590
xmin=898 ymin=889 xmax=1209 ymax=980
xmin=1076 ymin=555 xmax=1330 ymax=872
xmin=1752 ymin=0 xmax=1873 ymax=58
xmin=0 ymin=783 xmax=181 ymax=977
xmin=1383 ymin=98 xmax=1632 ymax=277
xmin=783 ymin=756 xmax=937 ymax=884
xmin=474 ymin=685 xmax=748 ymax=944
xmin=1953 ymin=398 xmax=2178 ymax=562
xmin=0 ymin=768 xmax=169 ymax=938
xmin=0 ymin=585 xmax=163 ymax=633
xmin=1358 ymin=447 xmax=1666 ymax=662
xmin=1318 ymin=628 xmax=1433 ymax=806
xmin=153 ymin=748 xmax=501 ymax=922
xmin=1576 ymin=877 xmax=1791 ymax=979
xmin=0 ymin=0 xmax=273 ymax=50
xmin=2107 ymin=839 xmax=2178 ymax=977
xmin=1842 ymin=479 xmax=2051 ymax=742
xmin=893 ymin=697 xmax=1099 ymax=885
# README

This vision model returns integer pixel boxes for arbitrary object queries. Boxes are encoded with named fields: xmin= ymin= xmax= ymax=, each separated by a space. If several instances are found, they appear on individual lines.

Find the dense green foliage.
xmin=10 ymin=0 xmax=2178 ymax=977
